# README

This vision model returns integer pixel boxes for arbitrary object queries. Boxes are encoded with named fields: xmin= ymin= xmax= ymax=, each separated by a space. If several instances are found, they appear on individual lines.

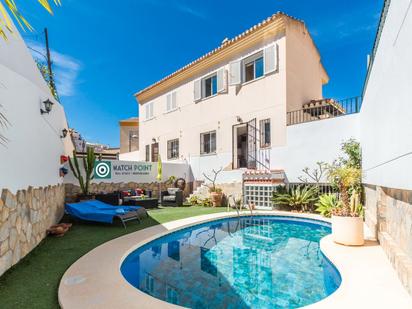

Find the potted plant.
xmin=203 ymin=168 xmax=224 ymax=207
xmin=68 ymin=147 xmax=96 ymax=201
xmin=328 ymin=166 xmax=364 ymax=246
xmin=209 ymin=187 xmax=223 ymax=207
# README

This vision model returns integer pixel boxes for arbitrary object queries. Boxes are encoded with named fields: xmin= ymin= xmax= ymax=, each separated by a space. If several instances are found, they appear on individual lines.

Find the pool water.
xmin=121 ymin=216 xmax=341 ymax=308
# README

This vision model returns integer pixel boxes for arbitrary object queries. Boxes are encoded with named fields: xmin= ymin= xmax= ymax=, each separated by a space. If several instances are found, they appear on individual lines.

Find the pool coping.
xmin=58 ymin=211 xmax=412 ymax=308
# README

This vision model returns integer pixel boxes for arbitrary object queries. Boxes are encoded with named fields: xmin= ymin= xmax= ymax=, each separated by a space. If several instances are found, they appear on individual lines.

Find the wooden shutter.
xmin=264 ymin=44 xmax=277 ymax=75
xmin=194 ymin=79 xmax=201 ymax=101
xmin=229 ymin=60 xmax=241 ymax=85
xmin=217 ymin=68 xmax=227 ymax=93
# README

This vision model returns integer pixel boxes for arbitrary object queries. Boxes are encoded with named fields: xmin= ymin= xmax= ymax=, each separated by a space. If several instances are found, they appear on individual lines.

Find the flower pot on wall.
xmin=210 ymin=192 xmax=223 ymax=207
xmin=331 ymin=215 xmax=364 ymax=246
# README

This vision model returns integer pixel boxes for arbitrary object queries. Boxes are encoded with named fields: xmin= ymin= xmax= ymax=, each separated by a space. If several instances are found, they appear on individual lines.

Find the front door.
xmin=233 ymin=124 xmax=248 ymax=169
xmin=246 ymin=118 xmax=257 ymax=169
xmin=151 ymin=143 xmax=159 ymax=162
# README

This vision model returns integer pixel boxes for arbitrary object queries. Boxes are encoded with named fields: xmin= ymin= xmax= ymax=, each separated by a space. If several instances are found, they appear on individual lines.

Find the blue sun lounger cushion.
xmin=65 ymin=200 xmax=142 ymax=224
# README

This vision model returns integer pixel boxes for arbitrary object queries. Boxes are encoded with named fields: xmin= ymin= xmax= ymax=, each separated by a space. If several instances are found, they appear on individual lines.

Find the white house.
xmin=134 ymin=12 xmax=360 ymax=207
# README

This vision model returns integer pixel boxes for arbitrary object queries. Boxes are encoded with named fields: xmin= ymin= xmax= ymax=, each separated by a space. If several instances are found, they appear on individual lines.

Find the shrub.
xmin=315 ymin=194 xmax=340 ymax=218
xmin=272 ymin=185 xmax=319 ymax=212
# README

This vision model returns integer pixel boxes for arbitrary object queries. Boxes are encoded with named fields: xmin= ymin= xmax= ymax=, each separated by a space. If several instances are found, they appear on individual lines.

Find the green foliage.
xmin=187 ymin=195 xmax=213 ymax=207
xmin=68 ymin=147 xmax=95 ymax=195
xmin=36 ymin=62 xmax=59 ymax=101
xmin=337 ymin=138 xmax=361 ymax=169
xmin=315 ymin=194 xmax=340 ymax=218
xmin=327 ymin=138 xmax=363 ymax=217
xmin=272 ymin=185 xmax=319 ymax=212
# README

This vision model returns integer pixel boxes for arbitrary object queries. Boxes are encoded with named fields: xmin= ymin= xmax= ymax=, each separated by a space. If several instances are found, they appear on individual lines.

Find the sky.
xmin=18 ymin=0 xmax=383 ymax=147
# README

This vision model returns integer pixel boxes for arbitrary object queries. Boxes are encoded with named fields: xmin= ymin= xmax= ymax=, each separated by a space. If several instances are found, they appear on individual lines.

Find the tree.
xmin=0 ymin=0 xmax=61 ymax=40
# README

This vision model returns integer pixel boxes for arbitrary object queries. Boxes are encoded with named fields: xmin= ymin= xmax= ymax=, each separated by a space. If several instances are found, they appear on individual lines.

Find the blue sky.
xmin=19 ymin=0 xmax=383 ymax=147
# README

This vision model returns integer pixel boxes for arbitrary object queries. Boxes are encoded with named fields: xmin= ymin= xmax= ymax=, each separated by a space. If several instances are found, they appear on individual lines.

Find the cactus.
xmin=68 ymin=147 xmax=95 ymax=195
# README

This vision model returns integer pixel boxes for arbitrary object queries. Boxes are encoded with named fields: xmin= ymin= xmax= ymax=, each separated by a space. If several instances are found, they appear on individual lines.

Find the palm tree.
xmin=0 ymin=0 xmax=61 ymax=40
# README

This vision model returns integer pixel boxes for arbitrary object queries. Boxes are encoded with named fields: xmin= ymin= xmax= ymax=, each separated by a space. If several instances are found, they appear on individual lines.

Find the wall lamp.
xmin=236 ymin=116 xmax=243 ymax=123
xmin=152 ymin=138 xmax=157 ymax=143
xmin=40 ymin=99 xmax=54 ymax=115
xmin=61 ymin=128 xmax=68 ymax=138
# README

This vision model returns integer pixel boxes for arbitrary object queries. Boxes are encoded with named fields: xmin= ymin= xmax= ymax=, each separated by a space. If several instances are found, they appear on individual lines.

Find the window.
xmin=202 ymin=74 xmax=217 ymax=98
xmin=145 ymin=145 xmax=150 ymax=162
xmin=166 ymin=92 xmax=177 ymax=112
xmin=243 ymin=52 xmax=264 ymax=83
xmin=151 ymin=143 xmax=159 ymax=162
xmin=167 ymin=139 xmax=179 ymax=159
xmin=145 ymin=102 xmax=154 ymax=120
xmin=200 ymin=131 xmax=216 ymax=155
xmin=260 ymin=119 xmax=271 ymax=148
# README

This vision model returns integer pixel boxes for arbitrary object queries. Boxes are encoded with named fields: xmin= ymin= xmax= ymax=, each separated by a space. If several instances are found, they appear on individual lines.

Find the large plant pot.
xmin=210 ymin=192 xmax=223 ymax=207
xmin=331 ymin=215 xmax=364 ymax=246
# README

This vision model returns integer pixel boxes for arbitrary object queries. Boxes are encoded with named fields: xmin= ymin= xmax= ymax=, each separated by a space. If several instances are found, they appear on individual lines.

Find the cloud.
xmin=26 ymin=40 xmax=82 ymax=97
xmin=176 ymin=4 xmax=206 ymax=20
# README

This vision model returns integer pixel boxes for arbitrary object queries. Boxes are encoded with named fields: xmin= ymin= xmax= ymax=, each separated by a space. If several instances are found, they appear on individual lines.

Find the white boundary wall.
xmin=0 ymin=15 xmax=73 ymax=193
xmin=361 ymin=0 xmax=412 ymax=190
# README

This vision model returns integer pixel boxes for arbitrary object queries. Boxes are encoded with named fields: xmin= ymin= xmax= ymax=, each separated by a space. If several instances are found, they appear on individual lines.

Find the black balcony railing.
xmin=287 ymin=96 xmax=362 ymax=126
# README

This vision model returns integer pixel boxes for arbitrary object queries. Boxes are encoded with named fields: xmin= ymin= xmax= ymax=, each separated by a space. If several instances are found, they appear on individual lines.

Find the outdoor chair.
xmin=161 ymin=188 xmax=184 ymax=206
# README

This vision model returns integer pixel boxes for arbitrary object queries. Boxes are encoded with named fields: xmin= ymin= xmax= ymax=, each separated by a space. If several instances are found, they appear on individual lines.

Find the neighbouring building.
xmin=70 ymin=128 xmax=119 ymax=160
xmin=119 ymin=117 xmax=139 ymax=154
xmin=134 ymin=12 xmax=360 ymax=207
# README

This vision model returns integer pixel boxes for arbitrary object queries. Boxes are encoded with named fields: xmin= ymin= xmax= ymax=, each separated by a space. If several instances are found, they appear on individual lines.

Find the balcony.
xmin=287 ymin=96 xmax=362 ymax=126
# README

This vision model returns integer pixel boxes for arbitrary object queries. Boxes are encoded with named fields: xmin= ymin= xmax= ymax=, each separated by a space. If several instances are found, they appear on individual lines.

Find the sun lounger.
xmin=65 ymin=200 xmax=148 ymax=228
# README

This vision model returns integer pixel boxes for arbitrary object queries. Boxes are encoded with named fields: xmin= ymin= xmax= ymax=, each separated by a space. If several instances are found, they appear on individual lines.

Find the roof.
xmin=119 ymin=117 xmax=139 ymax=126
xmin=135 ymin=11 xmax=325 ymax=104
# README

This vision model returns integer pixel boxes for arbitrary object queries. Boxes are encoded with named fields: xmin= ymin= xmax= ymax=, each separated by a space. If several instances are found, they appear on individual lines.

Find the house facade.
xmin=119 ymin=117 xmax=139 ymax=154
xmin=134 ymin=12 xmax=360 ymax=206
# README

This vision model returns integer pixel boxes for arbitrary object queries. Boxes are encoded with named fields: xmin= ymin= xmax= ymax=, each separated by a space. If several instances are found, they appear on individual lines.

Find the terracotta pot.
xmin=331 ymin=215 xmax=364 ymax=246
xmin=210 ymin=192 xmax=223 ymax=207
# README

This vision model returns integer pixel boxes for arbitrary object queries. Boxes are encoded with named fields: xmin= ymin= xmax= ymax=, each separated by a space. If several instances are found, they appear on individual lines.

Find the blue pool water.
xmin=121 ymin=216 xmax=341 ymax=308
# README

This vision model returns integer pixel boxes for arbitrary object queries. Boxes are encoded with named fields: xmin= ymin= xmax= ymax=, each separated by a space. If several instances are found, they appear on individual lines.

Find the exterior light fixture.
xmin=40 ymin=99 xmax=54 ymax=114
xmin=61 ymin=128 xmax=68 ymax=138
xmin=152 ymin=138 xmax=157 ymax=143
xmin=236 ymin=116 xmax=243 ymax=123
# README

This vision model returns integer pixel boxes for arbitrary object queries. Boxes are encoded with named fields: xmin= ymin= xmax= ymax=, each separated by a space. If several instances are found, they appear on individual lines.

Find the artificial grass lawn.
xmin=0 ymin=206 xmax=228 ymax=309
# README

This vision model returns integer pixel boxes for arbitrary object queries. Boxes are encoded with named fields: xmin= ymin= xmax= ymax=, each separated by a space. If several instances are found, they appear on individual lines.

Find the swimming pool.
xmin=121 ymin=216 xmax=341 ymax=308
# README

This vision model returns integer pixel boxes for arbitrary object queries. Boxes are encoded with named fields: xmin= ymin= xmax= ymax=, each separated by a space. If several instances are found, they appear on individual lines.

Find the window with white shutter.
xmin=172 ymin=91 xmax=177 ymax=109
xmin=216 ymin=68 xmax=227 ymax=93
xmin=166 ymin=92 xmax=177 ymax=112
xmin=194 ymin=79 xmax=201 ymax=101
xmin=145 ymin=102 xmax=154 ymax=120
xmin=264 ymin=44 xmax=277 ymax=75
xmin=229 ymin=60 xmax=241 ymax=85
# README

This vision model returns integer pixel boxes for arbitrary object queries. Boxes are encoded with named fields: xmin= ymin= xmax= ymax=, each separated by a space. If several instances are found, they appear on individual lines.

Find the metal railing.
xmin=287 ymin=96 xmax=362 ymax=126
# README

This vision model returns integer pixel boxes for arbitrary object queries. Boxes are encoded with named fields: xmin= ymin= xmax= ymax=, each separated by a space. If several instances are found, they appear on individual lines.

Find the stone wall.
xmin=0 ymin=184 xmax=65 ymax=276
xmin=65 ymin=181 xmax=193 ymax=203
xmin=364 ymin=184 xmax=412 ymax=296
